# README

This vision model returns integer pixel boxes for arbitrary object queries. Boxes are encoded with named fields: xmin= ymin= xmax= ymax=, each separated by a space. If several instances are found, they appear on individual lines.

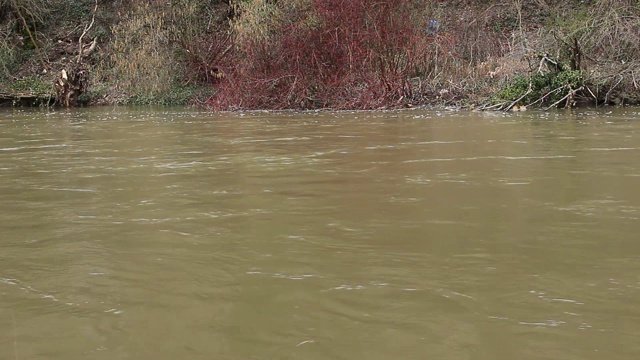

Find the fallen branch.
xmin=543 ymin=86 xmax=583 ymax=110
xmin=585 ymin=85 xmax=598 ymax=107
xmin=604 ymin=75 xmax=623 ymax=104
xmin=524 ymin=84 xmax=568 ymax=108
xmin=503 ymin=81 xmax=532 ymax=112
xmin=476 ymin=102 xmax=507 ymax=111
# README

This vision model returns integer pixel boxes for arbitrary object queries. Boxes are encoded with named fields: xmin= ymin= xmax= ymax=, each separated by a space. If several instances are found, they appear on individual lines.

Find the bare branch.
xmin=604 ymin=75 xmax=623 ymax=104
xmin=77 ymin=0 xmax=98 ymax=63
xmin=81 ymin=37 xmax=98 ymax=57
xmin=504 ymin=81 xmax=532 ymax=112
xmin=544 ymin=86 xmax=583 ymax=110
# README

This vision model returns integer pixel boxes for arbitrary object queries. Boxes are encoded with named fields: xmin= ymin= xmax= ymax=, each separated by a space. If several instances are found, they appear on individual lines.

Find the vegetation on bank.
xmin=0 ymin=0 xmax=638 ymax=110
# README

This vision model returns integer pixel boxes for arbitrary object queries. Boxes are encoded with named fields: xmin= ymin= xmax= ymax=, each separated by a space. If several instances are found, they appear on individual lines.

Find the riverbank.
xmin=1 ymin=0 xmax=638 ymax=110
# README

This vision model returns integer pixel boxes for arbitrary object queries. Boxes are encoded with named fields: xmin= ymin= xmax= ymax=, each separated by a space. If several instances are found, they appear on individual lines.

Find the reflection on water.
xmin=1 ymin=107 xmax=640 ymax=360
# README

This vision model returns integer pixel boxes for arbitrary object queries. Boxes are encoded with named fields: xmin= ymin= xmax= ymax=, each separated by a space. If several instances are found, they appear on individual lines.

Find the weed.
xmin=497 ymin=69 xmax=584 ymax=106
xmin=9 ymin=74 xmax=52 ymax=95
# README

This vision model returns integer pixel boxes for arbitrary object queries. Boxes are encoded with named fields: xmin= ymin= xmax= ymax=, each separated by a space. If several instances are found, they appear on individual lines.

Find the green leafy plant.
xmin=498 ymin=69 xmax=584 ymax=106
xmin=9 ymin=74 xmax=52 ymax=95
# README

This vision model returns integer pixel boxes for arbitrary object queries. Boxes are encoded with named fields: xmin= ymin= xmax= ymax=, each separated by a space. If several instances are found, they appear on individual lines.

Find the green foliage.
xmin=497 ymin=75 xmax=530 ymax=102
xmin=50 ymin=0 xmax=95 ymax=22
xmin=0 ymin=0 xmax=49 ymax=54
xmin=9 ymin=74 xmax=51 ymax=95
xmin=546 ymin=5 xmax=590 ymax=31
xmin=76 ymin=91 xmax=92 ymax=105
xmin=550 ymin=70 xmax=584 ymax=89
xmin=498 ymin=69 xmax=584 ymax=105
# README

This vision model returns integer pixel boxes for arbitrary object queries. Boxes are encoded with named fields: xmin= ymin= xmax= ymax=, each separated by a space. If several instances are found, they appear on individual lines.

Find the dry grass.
xmin=231 ymin=0 xmax=290 ymax=45
xmin=97 ymin=3 xmax=176 ymax=100
xmin=583 ymin=0 xmax=639 ymax=62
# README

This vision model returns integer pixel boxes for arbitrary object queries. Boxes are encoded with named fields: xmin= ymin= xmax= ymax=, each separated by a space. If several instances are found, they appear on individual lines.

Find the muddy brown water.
xmin=1 ymin=107 xmax=640 ymax=360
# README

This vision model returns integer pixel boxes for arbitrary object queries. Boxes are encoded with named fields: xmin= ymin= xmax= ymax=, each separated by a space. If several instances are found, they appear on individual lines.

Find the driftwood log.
xmin=54 ymin=0 xmax=97 ymax=107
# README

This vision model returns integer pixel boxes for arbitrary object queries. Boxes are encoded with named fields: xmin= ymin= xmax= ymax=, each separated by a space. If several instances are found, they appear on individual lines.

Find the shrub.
xmin=0 ymin=36 xmax=21 ymax=81
xmin=497 ymin=68 xmax=585 ymax=106
xmin=541 ymin=0 xmax=639 ymax=105
xmin=94 ymin=0 xmax=229 ymax=104
xmin=209 ymin=0 xmax=438 ymax=110
xmin=9 ymin=74 xmax=52 ymax=95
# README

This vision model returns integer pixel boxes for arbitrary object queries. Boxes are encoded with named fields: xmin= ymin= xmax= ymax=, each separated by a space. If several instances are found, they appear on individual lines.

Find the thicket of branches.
xmin=480 ymin=0 xmax=639 ymax=109
xmin=0 ymin=0 xmax=51 ymax=79
xmin=210 ymin=0 xmax=433 ymax=109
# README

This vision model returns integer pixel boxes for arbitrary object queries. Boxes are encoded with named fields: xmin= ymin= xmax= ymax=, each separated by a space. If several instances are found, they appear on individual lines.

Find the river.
xmin=1 ymin=107 xmax=639 ymax=360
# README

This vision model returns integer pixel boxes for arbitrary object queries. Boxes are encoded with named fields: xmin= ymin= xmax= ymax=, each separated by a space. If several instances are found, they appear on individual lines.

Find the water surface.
xmin=1 ymin=107 xmax=640 ymax=360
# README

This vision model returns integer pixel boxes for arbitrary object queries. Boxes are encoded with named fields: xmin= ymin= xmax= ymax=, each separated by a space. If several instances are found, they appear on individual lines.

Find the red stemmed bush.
xmin=208 ymin=0 xmax=439 ymax=110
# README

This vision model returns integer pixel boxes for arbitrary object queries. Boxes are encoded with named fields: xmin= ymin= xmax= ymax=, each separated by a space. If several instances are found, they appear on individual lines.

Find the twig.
xmin=604 ymin=75 xmax=623 ymax=104
xmin=14 ymin=7 xmax=37 ymax=51
xmin=544 ymin=93 xmax=571 ymax=110
xmin=538 ymin=56 xmax=547 ymax=74
xmin=523 ymin=96 xmax=544 ymax=109
xmin=585 ymin=85 xmax=598 ymax=107
xmin=476 ymin=102 xmax=506 ymax=111
xmin=565 ymin=86 xmax=583 ymax=108
xmin=544 ymin=86 xmax=582 ymax=110
xmin=538 ymin=53 xmax=561 ymax=74
xmin=514 ymin=0 xmax=528 ymax=52
xmin=524 ymin=84 xmax=568 ymax=108
xmin=13 ymin=6 xmax=46 ymax=68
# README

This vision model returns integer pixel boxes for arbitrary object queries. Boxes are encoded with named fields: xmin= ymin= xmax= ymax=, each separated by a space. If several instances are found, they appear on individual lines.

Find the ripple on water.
xmin=2 ymin=108 xmax=640 ymax=359
xmin=0 ymin=276 xmax=124 ymax=316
